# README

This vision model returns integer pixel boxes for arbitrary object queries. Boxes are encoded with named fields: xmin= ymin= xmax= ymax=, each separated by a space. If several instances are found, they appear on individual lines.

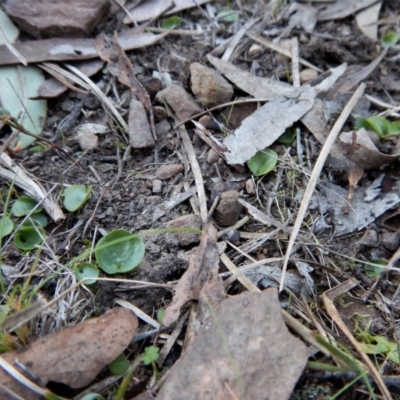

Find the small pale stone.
xmin=207 ymin=149 xmax=220 ymax=164
xmin=248 ymin=44 xmax=263 ymax=57
xmin=128 ymin=99 xmax=155 ymax=148
xmin=156 ymin=84 xmax=203 ymax=121
xmin=300 ymin=68 xmax=318 ymax=83
xmin=166 ymin=214 xmax=202 ymax=246
xmin=190 ymin=63 xmax=233 ymax=107
xmin=152 ymin=179 xmax=163 ymax=194
xmin=156 ymin=164 xmax=184 ymax=180
xmin=199 ymin=115 xmax=212 ymax=129
xmin=246 ymin=179 xmax=256 ymax=195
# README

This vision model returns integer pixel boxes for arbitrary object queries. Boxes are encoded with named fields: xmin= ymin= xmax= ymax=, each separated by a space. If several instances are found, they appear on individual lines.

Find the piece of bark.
xmin=190 ymin=62 xmax=233 ymax=107
xmin=156 ymin=289 xmax=307 ymax=400
xmin=5 ymin=0 xmax=110 ymax=39
xmin=128 ymin=99 xmax=155 ymax=148
xmin=156 ymin=84 xmax=203 ymax=121
xmin=0 ymin=308 xmax=137 ymax=399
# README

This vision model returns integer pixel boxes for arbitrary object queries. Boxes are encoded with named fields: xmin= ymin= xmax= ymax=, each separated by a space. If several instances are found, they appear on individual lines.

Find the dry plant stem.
xmin=291 ymin=37 xmax=300 ymax=88
xmin=0 ymin=356 xmax=54 ymax=399
xmin=157 ymin=311 xmax=189 ymax=367
xmin=279 ymin=83 xmax=366 ymax=292
xmin=323 ymin=290 xmax=393 ymax=400
xmin=173 ymin=98 xmax=270 ymax=128
xmin=222 ymin=18 xmax=260 ymax=61
xmin=176 ymin=125 xmax=208 ymax=224
xmin=39 ymin=63 xmax=89 ymax=95
xmin=115 ymin=299 xmax=160 ymax=329
xmin=249 ymin=33 xmax=322 ymax=72
xmin=83 ymin=183 xmax=110 ymax=236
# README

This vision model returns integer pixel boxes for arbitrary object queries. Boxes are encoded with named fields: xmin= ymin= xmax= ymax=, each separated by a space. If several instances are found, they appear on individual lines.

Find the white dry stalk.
xmin=115 ymin=299 xmax=160 ymax=329
xmin=0 ymin=152 xmax=64 ymax=223
xmin=291 ymin=37 xmax=300 ymax=88
xmin=279 ymin=83 xmax=366 ymax=292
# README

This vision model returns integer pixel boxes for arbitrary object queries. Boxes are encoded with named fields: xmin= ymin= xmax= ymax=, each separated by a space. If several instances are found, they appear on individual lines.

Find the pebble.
xmin=246 ymin=179 xmax=256 ymax=195
xmin=155 ymin=164 xmax=184 ymax=180
xmin=214 ymin=190 xmax=242 ymax=227
xmin=152 ymin=179 xmax=163 ymax=194
xmin=207 ymin=149 xmax=220 ymax=164
xmin=166 ymin=214 xmax=202 ymax=246
xmin=300 ymin=68 xmax=318 ymax=83
xmin=190 ymin=62 xmax=233 ymax=107
xmin=128 ymin=99 xmax=155 ymax=148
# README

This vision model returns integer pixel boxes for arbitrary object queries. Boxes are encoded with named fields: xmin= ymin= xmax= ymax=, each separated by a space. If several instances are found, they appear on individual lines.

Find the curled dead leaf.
xmin=339 ymin=128 xmax=400 ymax=169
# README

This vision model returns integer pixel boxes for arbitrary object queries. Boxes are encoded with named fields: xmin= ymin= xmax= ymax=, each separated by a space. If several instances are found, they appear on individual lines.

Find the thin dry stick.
xmin=291 ymin=37 xmax=300 ymax=88
xmin=279 ymin=83 xmax=366 ymax=292
xmin=323 ymin=292 xmax=393 ymax=400
xmin=176 ymin=125 xmax=208 ymax=224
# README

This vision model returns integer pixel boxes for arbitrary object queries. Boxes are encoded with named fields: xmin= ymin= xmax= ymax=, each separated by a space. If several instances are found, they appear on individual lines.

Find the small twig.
xmin=0 ymin=114 xmax=78 ymax=164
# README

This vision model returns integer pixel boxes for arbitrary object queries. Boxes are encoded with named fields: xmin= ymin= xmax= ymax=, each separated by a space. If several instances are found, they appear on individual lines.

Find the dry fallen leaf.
xmin=123 ymin=0 xmax=210 ymax=24
xmin=0 ymin=308 xmax=138 ymax=399
xmin=0 ymin=29 xmax=167 ymax=65
xmin=339 ymin=129 xmax=400 ymax=169
xmin=157 ymin=289 xmax=307 ymax=400
xmin=163 ymin=223 xmax=219 ymax=327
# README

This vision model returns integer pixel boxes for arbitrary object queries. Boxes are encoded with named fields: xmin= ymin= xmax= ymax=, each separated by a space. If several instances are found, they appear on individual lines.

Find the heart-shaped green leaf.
xmin=95 ymin=230 xmax=145 ymax=274
xmin=74 ymin=263 xmax=99 ymax=285
xmin=0 ymin=215 xmax=13 ymax=238
xmin=247 ymin=148 xmax=278 ymax=176
xmin=14 ymin=226 xmax=45 ymax=250
xmin=63 ymin=185 xmax=92 ymax=212
xmin=12 ymin=196 xmax=42 ymax=217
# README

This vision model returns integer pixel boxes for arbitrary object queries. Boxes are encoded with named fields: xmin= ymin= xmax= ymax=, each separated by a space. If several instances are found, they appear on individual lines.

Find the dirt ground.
xmin=2 ymin=0 xmax=400 ymax=399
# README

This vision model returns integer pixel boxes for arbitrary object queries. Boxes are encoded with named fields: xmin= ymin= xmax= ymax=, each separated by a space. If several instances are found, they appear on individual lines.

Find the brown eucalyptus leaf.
xmin=157 ymin=289 xmax=307 ymax=400
xmin=339 ymin=129 xmax=400 ymax=169
xmin=0 ymin=308 xmax=138 ymax=399
xmin=0 ymin=30 xmax=166 ymax=65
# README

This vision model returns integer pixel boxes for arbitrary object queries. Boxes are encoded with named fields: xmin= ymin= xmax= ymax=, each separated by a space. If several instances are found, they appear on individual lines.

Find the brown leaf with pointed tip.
xmin=0 ymin=308 xmax=138 ymax=399
xmin=339 ymin=129 xmax=400 ymax=169
xmin=157 ymin=289 xmax=307 ymax=400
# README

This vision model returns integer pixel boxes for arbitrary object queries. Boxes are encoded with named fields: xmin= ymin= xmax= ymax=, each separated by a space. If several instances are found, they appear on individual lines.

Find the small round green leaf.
xmin=14 ymin=226 xmax=45 ymax=250
xmin=365 ymin=258 xmax=386 ymax=278
xmin=382 ymin=31 xmax=399 ymax=46
xmin=247 ymin=148 xmax=278 ymax=176
xmin=95 ymin=229 xmax=145 ymax=274
xmin=162 ymin=16 xmax=181 ymax=29
xmin=0 ymin=108 xmax=11 ymax=117
xmin=23 ymin=213 xmax=48 ymax=228
xmin=12 ymin=196 xmax=42 ymax=217
xmin=63 ymin=185 xmax=91 ymax=212
xmin=109 ymin=353 xmax=130 ymax=375
xmin=277 ymin=127 xmax=297 ymax=145
xmin=389 ymin=121 xmax=400 ymax=135
xmin=0 ymin=216 xmax=13 ymax=238
xmin=74 ymin=263 xmax=99 ymax=285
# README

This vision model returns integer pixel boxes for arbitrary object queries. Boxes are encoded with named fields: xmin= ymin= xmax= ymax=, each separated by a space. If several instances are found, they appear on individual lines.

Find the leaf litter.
xmin=1 ymin=0 xmax=400 ymax=399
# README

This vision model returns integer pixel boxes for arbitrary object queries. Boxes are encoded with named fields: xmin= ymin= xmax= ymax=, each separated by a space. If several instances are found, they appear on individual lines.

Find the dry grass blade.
xmin=64 ymin=63 xmax=129 ymax=135
xmin=323 ymin=283 xmax=393 ymax=400
xmin=279 ymin=83 xmax=366 ymax=293
xmin=249 ymin=32 xmax=322 ymax=72
xmin=176 ymin=124 xmax=208 ymax=224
